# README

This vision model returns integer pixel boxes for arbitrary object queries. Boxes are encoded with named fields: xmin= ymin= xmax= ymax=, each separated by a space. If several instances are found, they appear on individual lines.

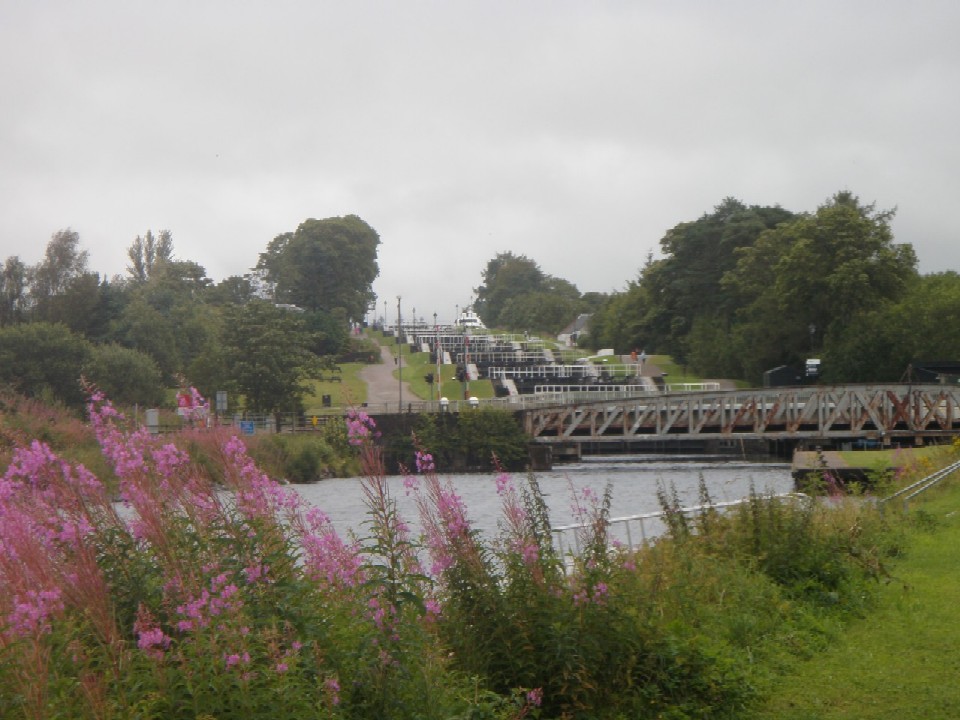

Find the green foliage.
xmin=587 ymin=192 xmax=923 ymax=383
xmin=245 ymin=432 xmax=356 ymax=481
xmin=474 ymin=251 xmax=590 ymax=332
xmin=822 ymin=271 xmax=960 ymax=382
xmin=84 ymin=342 xmax=165 ymax=407
xmin=257 ymin=215 xmax=380 ymax=319
xmin=221 ymin=300 xmax=324 ymax=415
xmin=410 ymin=407 xmax=528 ymax=471
xmin=724 ymin=192 xmax=917 ymax=380
xmin=0 ymin=321 xmax=93 ymax=407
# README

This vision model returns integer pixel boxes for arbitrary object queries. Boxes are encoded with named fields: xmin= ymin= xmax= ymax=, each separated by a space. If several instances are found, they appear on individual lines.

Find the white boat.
xmin=455 ymin=309 xmax=486 ymax=329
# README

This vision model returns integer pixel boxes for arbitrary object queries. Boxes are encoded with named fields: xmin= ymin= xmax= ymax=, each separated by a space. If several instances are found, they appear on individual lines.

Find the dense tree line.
xmin=0 ymin=217 xmax=380 ymax=414
xmin=585 ymin=192 xmax=946 ymax=384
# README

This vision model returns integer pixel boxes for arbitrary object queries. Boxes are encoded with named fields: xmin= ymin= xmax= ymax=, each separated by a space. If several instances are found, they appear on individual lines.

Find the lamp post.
xmin=434 ymin=311 xmax=441 ymax=401
xmin=383 ymin=300 xmax=388 ymax=331
xmin=397 ymin=296 xmax=402 ymax=412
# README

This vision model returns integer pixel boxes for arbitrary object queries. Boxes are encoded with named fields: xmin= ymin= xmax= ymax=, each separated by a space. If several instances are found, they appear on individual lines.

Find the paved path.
xmin=359 ymin=340 xmax=415 ymax=411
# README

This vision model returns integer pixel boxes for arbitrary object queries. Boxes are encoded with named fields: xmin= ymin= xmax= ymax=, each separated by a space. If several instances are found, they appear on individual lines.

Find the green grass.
xmin=303 ymin=362 xmax=369 ymax=413
xmin=749 ymin=471 xmax=960 ymax=718
xmin=397 ymin=348 xmax=495 ymax=401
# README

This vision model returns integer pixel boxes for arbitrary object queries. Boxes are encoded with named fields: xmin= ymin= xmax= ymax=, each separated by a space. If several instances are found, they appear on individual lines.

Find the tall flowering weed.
xmin=0 ymin=392 xmax=465 ymax=719
xmin=0 ymin=390 xmax=815 ymax=719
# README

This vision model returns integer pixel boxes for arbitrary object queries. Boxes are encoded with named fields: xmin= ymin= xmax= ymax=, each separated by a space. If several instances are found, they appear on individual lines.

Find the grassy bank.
xmin=751 ymin=458 xmax=960 ymax=718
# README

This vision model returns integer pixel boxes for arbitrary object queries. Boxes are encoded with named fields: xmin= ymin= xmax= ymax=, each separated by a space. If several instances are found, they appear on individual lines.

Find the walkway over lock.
xmin=523 ymin=384 xmax=960 ymax=445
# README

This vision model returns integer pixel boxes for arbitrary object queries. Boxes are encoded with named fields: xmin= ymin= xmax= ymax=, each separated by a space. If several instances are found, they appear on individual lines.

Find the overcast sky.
xmin=2 ymin=0 xmax=958 ymax=324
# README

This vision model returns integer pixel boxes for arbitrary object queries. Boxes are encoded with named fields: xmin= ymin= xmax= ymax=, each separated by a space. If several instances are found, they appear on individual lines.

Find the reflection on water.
xmin=292 ymin=456 xmax=794 ymax=542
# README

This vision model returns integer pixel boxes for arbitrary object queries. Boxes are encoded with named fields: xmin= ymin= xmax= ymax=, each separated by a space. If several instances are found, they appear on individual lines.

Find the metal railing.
xmin=551 ymin=492 xmax=807 ymax=563
xmin=879 ymin=458 xmax=960 ymax=510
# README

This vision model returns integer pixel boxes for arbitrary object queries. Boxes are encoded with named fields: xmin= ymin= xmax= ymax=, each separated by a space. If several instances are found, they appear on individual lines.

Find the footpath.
xmin=358 ymin=340 xmax=415 ymax=411
xmin=751 ymin=476 xmax=960 ymax=718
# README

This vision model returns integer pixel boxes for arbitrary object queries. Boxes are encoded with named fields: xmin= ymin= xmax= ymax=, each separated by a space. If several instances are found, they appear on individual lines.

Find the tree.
xmin=823 ymin=272 xmax=960 ymax=382
xmin=126 ymin=230 xmax=174 ymax=282
xmin=0 ymin=323 xmax=93 ymax=407
xmin=84 ymin=343 xmax=165 ymax=407
xmin=256 ymin=215 xmax=380 ymax=319
xmin=497 ymin=291 xmax=583 ymax=334
xmin=581 ymin=280 xmax=648 ymax=353
xmin=473 ymin=252 xmax=546 ymax=327
xmin=37 ymin=271 xmax=103 ymax=335
xmin=115 ymin=260 xmax=217 ymax=378
xmin=639 ymin=198 xmax=795 ymax=361
xmin=0 ymin=256 xmax=28 ymax=326
xmin=724 ymin=192 xmax=918 ymax=380
xmin=30 ymin=229 xmax=90 ymax=320
xmin=220 ymin=300 xmax=324 ymax=415
xmin=206 ymin=274 xmax=258 ymax=306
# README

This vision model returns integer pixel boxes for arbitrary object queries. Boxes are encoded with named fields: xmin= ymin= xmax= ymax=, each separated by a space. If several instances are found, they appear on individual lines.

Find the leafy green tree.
xmin=497 ymin=291 xmax=584 ymax=334
xmin=206 ymin=274 xmax=257 ymax=306
xmin=37 ymin=271 xmax=103 ymax=336
xmin=640 ymin=198 xmax=795 ymax=361
xmin=116 ymin=297 xmax=180 ymax=379
xmin=473 ymin=252 xmax=546 ymax=327
xmin=221 ymin=300 xmax=324 ymax=415
xmin=29 ymin=229 xmax=90 ymax=321
xmin=31 ymin=229 xmax=89 ymax=295
xmin=126 ymin=229 xmax=174 ymax=282
xmin=302 ymin=308 xmax=349 ymax=357
xmin=115 ymin=260 xmax=218 ymax=379
xmin=724 ymin=192 xmax=917 ymax=380
xmin=256 ymin=215 xmax=380 ymax=319
xmin=0 ymin=322 xmax=92 ymax=407
xmin=581 ymin=280 xmax=648 ymax=352
xmin=0 ymin=256 xmax=28 ymax=326
xmin=823 ymin=272 xmax=960 ymax=382
xmin=84 ymin=343 xmax=165 ymax=407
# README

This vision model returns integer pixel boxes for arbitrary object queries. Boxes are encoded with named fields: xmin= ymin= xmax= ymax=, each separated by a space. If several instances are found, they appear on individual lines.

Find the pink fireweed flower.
xmin=4 ymin=588 xmax=64 ymax=639
xmin=415 ymin=450 xmax=435 ymax=473
xmin=298 ymin=508 xmax=364 ymax=589
xmin=526 ymin=688 xmax=543 ymax=707
xmin=243 ymin=563 xmax=270 ymax=584
xmin=324 ymin=677 xmax=341 ymax=706
xmin=417 ymin=474 xmax=481 ymax=581
xmin=345 ymin=409 xmax=379 ymax=446
xmin=402 ymin=472 xmax=419 ymax=494
xmin=137 ymin=627 xmax=171 ymax=652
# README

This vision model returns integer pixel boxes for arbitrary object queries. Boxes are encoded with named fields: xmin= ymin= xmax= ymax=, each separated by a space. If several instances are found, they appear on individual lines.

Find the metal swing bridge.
xmin=522 ymin=384 xmax=960 ymax=447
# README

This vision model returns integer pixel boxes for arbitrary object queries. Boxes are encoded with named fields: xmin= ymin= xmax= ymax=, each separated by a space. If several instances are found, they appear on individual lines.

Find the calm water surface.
xmin=293 ymin=455 xmax=794 ymax=542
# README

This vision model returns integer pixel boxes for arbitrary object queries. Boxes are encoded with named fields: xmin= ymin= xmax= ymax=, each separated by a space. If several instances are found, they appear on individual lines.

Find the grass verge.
xmin=749 ymin=471 xmax=960 ymax=718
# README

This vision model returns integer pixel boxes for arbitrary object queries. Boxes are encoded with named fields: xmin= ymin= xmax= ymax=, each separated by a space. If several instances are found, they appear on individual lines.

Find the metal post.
xmin=397 ymin=296 xmax=402 ymax=412
xmin=434 ymin=311 xmax=441 ymax=400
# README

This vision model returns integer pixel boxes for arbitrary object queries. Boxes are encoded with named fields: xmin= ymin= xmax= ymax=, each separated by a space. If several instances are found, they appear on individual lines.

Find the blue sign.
xmin=239 ymin=420 xmax=255 ymax=435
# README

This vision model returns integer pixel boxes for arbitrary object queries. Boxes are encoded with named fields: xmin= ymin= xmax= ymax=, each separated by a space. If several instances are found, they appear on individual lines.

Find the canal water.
xmin=293 ymin=455 xmax=795 ymax=543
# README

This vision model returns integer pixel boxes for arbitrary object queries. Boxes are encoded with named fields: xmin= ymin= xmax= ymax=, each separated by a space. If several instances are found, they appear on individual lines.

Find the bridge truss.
xmin=524 ymin=384 xmax=960 ymax=444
